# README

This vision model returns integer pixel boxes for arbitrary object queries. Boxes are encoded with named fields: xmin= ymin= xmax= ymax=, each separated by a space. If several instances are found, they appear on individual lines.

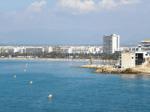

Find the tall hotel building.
xmin=103 ymin=34 xmax=120 ymax=54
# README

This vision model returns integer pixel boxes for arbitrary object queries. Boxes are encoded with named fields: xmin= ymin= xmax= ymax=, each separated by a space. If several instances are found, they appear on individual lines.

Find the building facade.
xmin=120 ymin=52 xmax=136 ymax=69
xmin=127 ymin=40 xmax=150 ymax=52
xmin=103 ymin=34 xmax=120 ymax=54
xmin=120 ymin=51 xmax=150 ymax=69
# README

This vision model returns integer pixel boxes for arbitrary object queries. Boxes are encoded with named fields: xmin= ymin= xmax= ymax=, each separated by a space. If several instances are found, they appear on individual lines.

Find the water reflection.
xmin=120 ymin=74 xmax=150 ymax=80
xmin=142 ymin=75 xmax=150 ymax=80
xmin=121 ymin=74 xmax=139 ymax=79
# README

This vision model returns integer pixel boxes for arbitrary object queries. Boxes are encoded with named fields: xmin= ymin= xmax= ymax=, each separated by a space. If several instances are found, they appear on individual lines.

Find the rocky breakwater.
xmin=81 ymin=65 xmax=141 ymax=74
xmin=81 ymin=63 xmax=150 ymax=75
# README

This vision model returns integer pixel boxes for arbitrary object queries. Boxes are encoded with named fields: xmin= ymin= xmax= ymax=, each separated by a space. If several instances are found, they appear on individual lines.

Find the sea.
xmin=0 ymin=60 xmax=150 ymax=112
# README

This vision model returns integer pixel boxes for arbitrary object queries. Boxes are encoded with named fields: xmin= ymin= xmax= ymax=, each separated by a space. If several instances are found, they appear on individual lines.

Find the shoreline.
xmin=81 ymin=64 xmax=150 ymax=75
xmin=0 ymin=57 xmax=89 ymax=62
xmin=0 ymin=57 xmax=117 ymax=62
xmin=1 ymin=57 xmax=150 ymax=75
xmin=0 ymin=57 xmax=106 ymax=63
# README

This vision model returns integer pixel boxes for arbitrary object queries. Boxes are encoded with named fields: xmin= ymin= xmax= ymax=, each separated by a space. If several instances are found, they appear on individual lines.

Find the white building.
xmin=120 ymin=51 xmax=150 ymax=68
xmin=0 ymin=45 xmax=103 ymax=55
xmin=47 ymin=46 xmax=53 ymax=53
xmin=139 ymin=40 xmax=150 ymax=51
xmin=135 ymin=51 xmax=150 ymax=65
xmin=52 ymin=46 xmax=103 ymax=54
xmin=120 ymin=47 xmax=131 ymax=52
xmin=14 ymin=46 xmax=26 ymax=53
xmin=52 ymin=46 xmax=71 ymax=54
xmin=43 ymin=46 xmax=53 ymax=53
xmin=103 ymin=34 xmax=120 ymax=54
xmin=24 ymin=46 xmax=44 ymax=54
xmin=0 ymin=46 xmax=15 ymax=54
xmin=127 ymin=40 xmax=150 ymax=52
xmin=141 ymin=40 xmax=150 ymax=47
xmin=120 ymin=52 xmax=136 ymax=69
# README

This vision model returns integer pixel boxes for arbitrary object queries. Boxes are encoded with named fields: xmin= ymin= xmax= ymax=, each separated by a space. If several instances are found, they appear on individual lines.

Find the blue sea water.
xmin=0 ymin=60 xmax=150 ymax=112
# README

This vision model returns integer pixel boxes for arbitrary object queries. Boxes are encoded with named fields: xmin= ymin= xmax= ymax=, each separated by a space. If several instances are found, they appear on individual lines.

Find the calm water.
xmin=0 ymin=60 xmax=150 ymax=112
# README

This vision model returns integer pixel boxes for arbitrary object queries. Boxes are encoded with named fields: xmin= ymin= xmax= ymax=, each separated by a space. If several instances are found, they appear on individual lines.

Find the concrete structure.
xmin=25 ymin=47 xmax=44 ymax=55
xmin=135 ymin=51 xmax=150 ymax=65
xmin=14 ymin=46 xmax=25 ymax=53
xmin=103 ymin=34 xmax=120 ymax=54
xmin=127 ymin=40 xmax=150 ymax=52
xmin=128 ymin=47 xmax=138 ymax=52
xmin=0 ymin=46 xmax=15 ymax=54
xmin=141 ymin=40 xmax=150 ymax=47
xmin=52 ymin=46 xmax=103 ymax=54
xmin=120 ymin=51 xmax=150 ymax=68
xmin=120 ymin=52 xmax=136 ymax=69
xmin=0 ymin=45 xmax=103 ymax=56
xmin=42 ymin=46 xmax=53 ymax=53
xmin=47 ymin=46 xmax=53 ymax=53
xmin=120 ymin=47 xmax=130 ymax=52
xmin=139 ymin=40 xmax=150 ymax=51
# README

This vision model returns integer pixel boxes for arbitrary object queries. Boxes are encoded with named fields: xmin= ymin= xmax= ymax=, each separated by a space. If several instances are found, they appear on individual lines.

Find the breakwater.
xmin=81 ymin=64 xmax=150 ymax=75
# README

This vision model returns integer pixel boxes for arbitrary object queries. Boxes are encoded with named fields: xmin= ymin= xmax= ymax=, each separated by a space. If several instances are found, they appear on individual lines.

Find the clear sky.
xmin=0 ymin=0 xmax=149 ymax=45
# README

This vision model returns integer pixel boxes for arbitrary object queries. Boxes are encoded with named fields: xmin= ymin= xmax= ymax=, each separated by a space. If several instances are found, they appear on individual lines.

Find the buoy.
xmin=48 ymin=94 xmax=53 ymax=99
xmin=29 ymin=81 xmax=33 ymax=84
xmin=13 ymin=75 xmax=16 ymax=78
xmin=24 ymin=69 xmax=26 ymax=72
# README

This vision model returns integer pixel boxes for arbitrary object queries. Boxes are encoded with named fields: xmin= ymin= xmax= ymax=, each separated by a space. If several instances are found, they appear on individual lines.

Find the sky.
xmin=0 ymin=0 xmax=150 ymax=45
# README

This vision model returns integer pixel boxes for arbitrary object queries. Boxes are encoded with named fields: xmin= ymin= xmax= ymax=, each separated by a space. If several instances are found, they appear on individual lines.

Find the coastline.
xmin=0 ymin=57 xmax=118 ymax=63
xmin=81 ymin=64 xmax=150 ymax=75
xmin=2 ymin=57 xmax=150 ymax=75
xmin=0 ymin=57 xmax=93 ymax=62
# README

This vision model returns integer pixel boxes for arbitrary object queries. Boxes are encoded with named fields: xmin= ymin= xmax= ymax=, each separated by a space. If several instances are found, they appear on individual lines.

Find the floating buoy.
xmin=24 ymin=69 xmax=26 ymax=72
xmin=48 ymin=94 xmax=53 ymax=99
xmin=13 ymin=75 xmax=16 ymax=78
xmin=29 ymin=81 xmax=33 ymax=84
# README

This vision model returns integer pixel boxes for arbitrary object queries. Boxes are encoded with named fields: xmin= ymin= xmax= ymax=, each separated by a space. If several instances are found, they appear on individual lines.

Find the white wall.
xmin=121 ymin=52 xmax=135 ymax=68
